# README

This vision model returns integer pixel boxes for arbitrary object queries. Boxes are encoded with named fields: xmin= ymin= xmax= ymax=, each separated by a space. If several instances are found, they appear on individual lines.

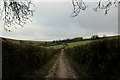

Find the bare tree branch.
xmin=94 ymin=0 xmax=119 ymax=15
xmin=72 ymin=0 xmax=119 ymax=17
xmin=0 ymin=0 xmax=35 ymax=31
xmin=72 ymin=0 xmax=87 ymax=17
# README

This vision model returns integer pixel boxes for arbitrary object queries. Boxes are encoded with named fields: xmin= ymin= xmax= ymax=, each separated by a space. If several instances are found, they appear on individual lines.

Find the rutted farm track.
xmin=45 ymin=49 xmax=77 ymax=78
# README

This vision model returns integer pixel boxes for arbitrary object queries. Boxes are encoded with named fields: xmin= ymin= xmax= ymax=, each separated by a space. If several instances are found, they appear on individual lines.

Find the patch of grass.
xmin=45 ymin=40 xmax=93 ymax=49
xmin=67 ymin=40 xmax=93 ymax=47
xmin=45 ymin=45 xmax=63 ymax=49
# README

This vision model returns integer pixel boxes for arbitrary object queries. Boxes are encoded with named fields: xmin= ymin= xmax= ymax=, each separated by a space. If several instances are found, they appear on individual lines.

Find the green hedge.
xmin=2 ymin=41 xmax=60 ymax=79
xmin=65 ymin=37 xmax=120 ymax=80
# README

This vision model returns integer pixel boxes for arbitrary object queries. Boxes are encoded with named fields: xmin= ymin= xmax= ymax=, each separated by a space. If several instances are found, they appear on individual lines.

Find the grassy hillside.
xmin=67 ymin=40 xmax=93 ymax=47
xmin=2 ymin=37 xmax=51 ymax=46
xmin=45 ymin=36 xmax=119 ymax=49
xmin=45 ymin=40 xmax=93 ymax=49
xmin=65 ymin=36 xmax=120 ymax=80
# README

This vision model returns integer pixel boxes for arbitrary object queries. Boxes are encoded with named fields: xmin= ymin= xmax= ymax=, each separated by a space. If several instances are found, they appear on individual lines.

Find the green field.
xmin=2 ymin=37 xmax=51 ymax=46
xmin=45 ymin=36 xmax=119 ymax=49
xmin=67 ymin=40 xmax=93 ymax=47
xmin=45 ymin=45 xmax=63 ymax=49
xmin=3 ymin=36 xmax=119 ymax=49
xmin=45 ymin=40 xmax=93 ymax=49
xmin=3 ymin=37 xmax=94 ymax=49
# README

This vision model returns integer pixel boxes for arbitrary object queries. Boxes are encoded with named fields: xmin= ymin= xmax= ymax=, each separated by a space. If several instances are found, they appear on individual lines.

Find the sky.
xmin=0 ymin=1 xmax=118 ymax=41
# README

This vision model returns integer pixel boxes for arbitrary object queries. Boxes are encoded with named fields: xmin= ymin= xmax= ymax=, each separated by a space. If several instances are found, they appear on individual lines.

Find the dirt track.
xmin=45 ymin=49 xmax=77 ymax=78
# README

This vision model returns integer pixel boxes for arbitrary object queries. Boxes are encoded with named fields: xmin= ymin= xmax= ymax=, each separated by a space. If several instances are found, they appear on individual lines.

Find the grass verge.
xmin=30 ymin=53 xmax=59 ymax=78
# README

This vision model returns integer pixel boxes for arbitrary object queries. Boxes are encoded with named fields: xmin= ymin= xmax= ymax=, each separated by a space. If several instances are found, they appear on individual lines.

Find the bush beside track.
xmin=2 ymin=40 xmax=60 ymax=79
xmin=65 ymin=37 xmax=120 ymax=80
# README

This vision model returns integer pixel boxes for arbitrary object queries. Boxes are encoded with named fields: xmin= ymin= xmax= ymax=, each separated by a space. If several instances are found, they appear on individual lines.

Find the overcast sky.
xmin=0 ymin=1 xmax=118 ymax=41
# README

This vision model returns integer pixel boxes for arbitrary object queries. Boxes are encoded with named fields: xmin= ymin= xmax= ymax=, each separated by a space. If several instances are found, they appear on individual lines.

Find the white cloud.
xmin=0 ymin=2 xmax=118 ymax=41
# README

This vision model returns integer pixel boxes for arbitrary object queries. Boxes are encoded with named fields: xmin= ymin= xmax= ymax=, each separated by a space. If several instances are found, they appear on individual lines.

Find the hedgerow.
xmin=65 ymin=37 xmax=120 ymax=80
xmin=2 ymin=41 xmax=60 ymax=79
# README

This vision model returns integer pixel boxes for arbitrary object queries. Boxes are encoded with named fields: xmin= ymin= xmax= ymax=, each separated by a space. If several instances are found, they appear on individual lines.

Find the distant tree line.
xmin=2 ymin=34 xmax=118 ymax=47
xmin=43 ymin=35 xmax=108 ymax=47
